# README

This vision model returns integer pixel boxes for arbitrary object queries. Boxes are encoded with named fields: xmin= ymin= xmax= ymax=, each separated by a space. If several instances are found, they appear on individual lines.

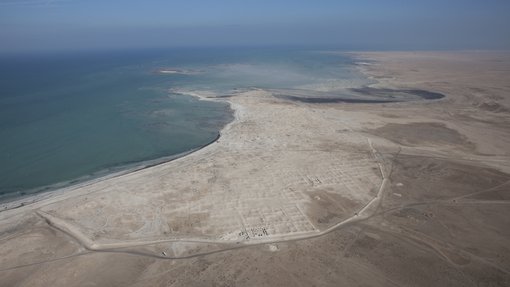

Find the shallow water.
xmin=0 ymin=48 xmax=370 ymax=199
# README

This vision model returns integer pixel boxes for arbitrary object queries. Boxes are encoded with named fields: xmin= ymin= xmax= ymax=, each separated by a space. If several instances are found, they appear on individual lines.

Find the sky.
xmin=1 ymin=0 xmax=509 ymax=53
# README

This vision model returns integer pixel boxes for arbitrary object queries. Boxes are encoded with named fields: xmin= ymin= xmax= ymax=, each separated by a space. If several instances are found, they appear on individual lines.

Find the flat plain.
xmin=1 ymin=51 xmax=510 ymax=286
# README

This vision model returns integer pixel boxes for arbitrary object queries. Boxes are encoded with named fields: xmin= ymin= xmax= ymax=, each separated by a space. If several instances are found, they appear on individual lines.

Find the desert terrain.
xmin=1 ymin=51 xmax=510 ymax=286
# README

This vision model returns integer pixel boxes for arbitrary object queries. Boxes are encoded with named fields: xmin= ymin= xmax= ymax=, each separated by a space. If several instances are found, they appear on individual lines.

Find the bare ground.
xmin=1 ymin=51 xmax=510 ymax=286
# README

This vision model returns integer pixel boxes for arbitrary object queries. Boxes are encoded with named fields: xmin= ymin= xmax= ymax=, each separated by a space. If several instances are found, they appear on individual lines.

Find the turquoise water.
xmin=0 ymin=48 xmax=368 ymax=199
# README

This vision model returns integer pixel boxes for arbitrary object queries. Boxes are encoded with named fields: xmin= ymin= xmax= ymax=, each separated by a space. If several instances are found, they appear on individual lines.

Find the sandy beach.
xmin=1 ymin=51 xmax=510 ymax=286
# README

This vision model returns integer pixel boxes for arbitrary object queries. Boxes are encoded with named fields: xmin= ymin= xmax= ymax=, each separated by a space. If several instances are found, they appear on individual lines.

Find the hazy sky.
xmin=1 ymin=0 xmax=509 ymax=52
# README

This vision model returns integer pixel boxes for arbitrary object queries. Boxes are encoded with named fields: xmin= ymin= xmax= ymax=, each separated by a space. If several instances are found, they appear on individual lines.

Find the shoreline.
xmin=1 ymin=51 xmax=510 ymax=286
xmin=0 ymin=58 xmax=445 ymax=212
xmin=0 ymin=51 xmax=420 ymax=209
xmin=0 ymin=133 xmax=223 ymax=211
xmin=0 ymin=93 xmax=238 ymax=212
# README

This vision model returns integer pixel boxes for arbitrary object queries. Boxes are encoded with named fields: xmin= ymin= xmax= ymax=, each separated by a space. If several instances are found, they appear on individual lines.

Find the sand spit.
xmin=1 ymin=52 xmax=510 ymax=286
xmin=156 ymin=68 xmax=201 ymax=75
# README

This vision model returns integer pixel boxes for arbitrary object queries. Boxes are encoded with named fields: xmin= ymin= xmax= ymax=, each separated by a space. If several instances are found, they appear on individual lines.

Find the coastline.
xmin=0 ymin=79 xmax=384 ymax=236
xmin=1 ymin=51 xmax=510 ymax=286
xmin=0 ymin=93 xmax=237 ymax=212
xmin=0 ymin=133 xmax=221 ymax=211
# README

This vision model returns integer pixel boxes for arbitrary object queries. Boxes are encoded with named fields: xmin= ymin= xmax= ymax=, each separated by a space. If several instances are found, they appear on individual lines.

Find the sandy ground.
xmin=1 ymin=51 xmax=510 ymax=286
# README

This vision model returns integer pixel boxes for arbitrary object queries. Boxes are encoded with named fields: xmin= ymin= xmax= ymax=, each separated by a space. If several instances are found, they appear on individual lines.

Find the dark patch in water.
xmin=275 ymin=95 xmax=393 ymax=104
xmin=350 ymin=87 xmax=445 ymax=100
xmin=275 ymin=87 xmax=445 ymax=104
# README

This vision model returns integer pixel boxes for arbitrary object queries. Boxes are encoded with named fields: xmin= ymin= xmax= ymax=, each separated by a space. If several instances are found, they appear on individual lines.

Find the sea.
xmin=0 ymin=47 xmax=370 ymax=200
